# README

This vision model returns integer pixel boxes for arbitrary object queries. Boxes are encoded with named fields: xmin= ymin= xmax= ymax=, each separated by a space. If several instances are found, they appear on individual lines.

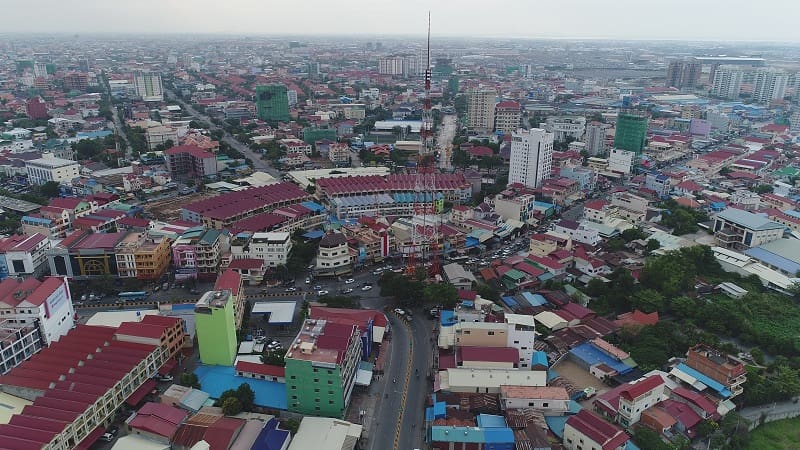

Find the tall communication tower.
xmin=406 ymin=12 xmax=441 ymax=277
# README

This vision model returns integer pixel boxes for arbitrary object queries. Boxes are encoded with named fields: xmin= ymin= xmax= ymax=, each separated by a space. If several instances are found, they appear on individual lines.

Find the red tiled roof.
xmin=0 ymin=233 xmax=47 ymax=253
xmin=182 ymin=183 xmax=308 ymax=221
xmin=115 ymin=322 xmax=167 ymax=340
xmin=619 ymin=375 xmax=665 ymax=401
xmin=203 ymin=417 xmax=244 ymax=450
xmin=227 ymin=258 xmax=265 ymax=270
xmin=140 ymin=315 xmax=180 ymax=328
xmin=129 ymin=402 xmax=188 ymax=439
xmin=214 ymin=270 xmax=242 ymax=296
xmin=566 ymin=410 xmax=629 ymax=450
xmin=671 ymin=387 xmax=717 ymax=415
xmin=495 ymin=101 xmax=521 ymax=109
xmin=21 ymin=277 xmax=64 ymax=307
xmin=235 ymin=361 xmax=285 ymax=378
xmin=165 ymin=144 xmax=215 ymax=159
xmin=310 ymin=306 xmax=388 ymax=329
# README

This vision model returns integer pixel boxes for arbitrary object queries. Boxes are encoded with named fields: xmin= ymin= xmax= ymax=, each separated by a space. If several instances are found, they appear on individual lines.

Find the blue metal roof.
xmin=500 ymin=296 xmax=519 ymax=308
xmin=521 ymin=292 xmax=548 ymax=306
xmin=303 ymin=230 xmax=325 ymax=239
xmin=545 ymin=416 xmax=568 ymax=438
xmin=570 ymin=342 xmax=634 ymax=375
xmin=482 ymin=427 xmax=514 ymax=444
xmin=301 ymin=201 xmax=326 ymax=212
xmin=744 ymin=247 xmax=800 ymax=275
xmin=531 ymin=351 xmax=549 ymax=368
xmin=676 ymin=363 xmax=732 ymax=398
xmin=440 ymin=310 xmax=457 ymax=327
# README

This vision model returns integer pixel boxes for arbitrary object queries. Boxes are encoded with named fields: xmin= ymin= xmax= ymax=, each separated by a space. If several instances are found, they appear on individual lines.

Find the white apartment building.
xmin=316 ymin=231 xmax=352 ymax=276
xmin=287 ymin=89 xmax=298 ymax=106
xmin=0 ymin=320 xmax=44 ymax=375
xmin=713 ymin=207 xmax=785 ymax=250
xmin=146 ymin=126 xmax=179 ymax=150
xmin=25 ymin=156 xmax=81 ymax=185
xmin=494 ymin=193 xmax=537 ymax=224
xmin=0 ymin=276 xmax=75 ymax=346
xmin=1 ymin=233 xmax=51 ymax=277
xmin=508 ymin=128 xmax=554 ymax=189
xmin=751 ymin=68 xmax=789 ymax=104
xmin=617 ymin=376 xmax=668 ymax=427
xmin=711 ymin=66 xmax=744 ymax=100
xmin=231 ymin=232 xmax=293 ymax=267
xmin=134 ymin=71 xmax=164 ymax=102
xmin=553 ymin=220 xmax=601 ymax=246
xmin=467 ymin=87 xmax=497 ymax=132
xmin=608 ymin=148 xmax=636 ymax=175
xmin=499 ymin=386 xmax=571 ymax=415
xmin=544 ymin=116 xmax=586 ymax=143
xmin=328 ymin=143 xmax=351 ymax=164
xmin=611 ymin=191 xmax=651 ymax=222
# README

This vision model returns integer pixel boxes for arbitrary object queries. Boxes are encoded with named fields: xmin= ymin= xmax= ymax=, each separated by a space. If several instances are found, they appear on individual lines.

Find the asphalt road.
xmin=436 ymin=114 xmax=457 ymax=170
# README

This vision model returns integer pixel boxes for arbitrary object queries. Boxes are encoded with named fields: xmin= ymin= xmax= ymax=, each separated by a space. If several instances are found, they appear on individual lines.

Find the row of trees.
xmin=216 ymin=383 xmax=256 ymax=416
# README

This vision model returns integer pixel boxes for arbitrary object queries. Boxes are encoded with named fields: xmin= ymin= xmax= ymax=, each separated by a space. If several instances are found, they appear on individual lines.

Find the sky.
xmin=4 ymin=0 xmax=800 ymax=42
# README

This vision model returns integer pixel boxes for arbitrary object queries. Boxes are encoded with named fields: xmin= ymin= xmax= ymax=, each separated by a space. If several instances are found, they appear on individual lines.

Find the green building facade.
xmin=614 ymin=113 xmax=648 ymax=154
xmin=194 ymin=290 xmax=237 ymax=366
xmin=303 ymin=127 xmax=337 ymax=144
xmin=284 ymin=320 xmax=362 ymax=418
xmin=255 ymin=84 xmax=290 ymax=123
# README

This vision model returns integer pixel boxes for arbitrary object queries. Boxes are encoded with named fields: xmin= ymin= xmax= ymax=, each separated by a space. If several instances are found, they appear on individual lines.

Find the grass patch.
xmin=746 ymin=416 xmax=800 ymax=450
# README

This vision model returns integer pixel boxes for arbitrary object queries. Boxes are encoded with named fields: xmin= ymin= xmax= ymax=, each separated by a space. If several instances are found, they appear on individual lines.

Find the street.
xmin=436 ymin=114 xmax=456 ymax=170
xmin=164 ymin=89 xmax=280 ymax=177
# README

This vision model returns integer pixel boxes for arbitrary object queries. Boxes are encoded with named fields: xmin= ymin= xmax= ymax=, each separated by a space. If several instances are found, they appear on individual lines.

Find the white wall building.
xmin=711 ymin=66 xmax=744 ymax=100
xmin=316 ymin=231 xmax=352 ymax=275
xmin=508 ymin=128 xmax=554 ymax=189
xmin=25 ymin=155 xmax=81 ymax=185
xmin=553 ymin=220 xmax=601 ymax=246
xmin=232 ymin=232 xmax=293 ymax=268
xmin=544 ymin=116 xmax=586 ymax=143
xmin=0 ymin=276 xmax=76 ymax=346
xmin=584 ymin=122 xmax=610 ymax=156
xmin=751 ymin=68 xmax=789 ymax=104
xmin=1 ymin=233 xmax=51 ymax=277
xmin=499 ymin=386 xmax=571 ymax=415
xmin=134 ymin=72 xmax=164 ymax=102
xmin=608 ymin=148 xmax=636 ymax=175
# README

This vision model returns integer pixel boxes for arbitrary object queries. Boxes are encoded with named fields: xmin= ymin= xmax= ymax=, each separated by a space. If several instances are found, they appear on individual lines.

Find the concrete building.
xmin=165 ymin=145 xmax=218 ymax=182
xmin=0 ymin=320 xmax=44 ymax=375
xmin=508 ymin=128 xmax=554 ymax=189
xmin=608 ymin=148 xmax=636 ymax=175
xmin=494 ymin=101 xmax=521 ymax=134
xmin=685 ymin=344 xmax=746 ymax=398
xmin=710 ymin=66 xmax=744 ymax=100
xmin=613 ymin=114 xmax=648 ymax=154
xmin=564 ymin=410 xmax=629 ymax=450
xmin=467 ymin=87 xmax=497 ymax=132
xmin=328 ymin=143 xmax=350 ymax=164
xmin=172 ymin=228 xmax=231 ymax=282
xmin=0 ymin=233 xmax=50 ymax=278
xmin=315 ymin=231 xmax=352 ymax=277
xmin=284 ymin=319 xmax=362 ymax=418
xmin=230 ymin=231 xmax=292 ymax=268
xmin=494 ymin=193 xmax=537 ymax=224
xmin=751 ymin=68 xmax=789 ymax=104
xmin=194 ymin=289 xmax=237 ymax=366
xmin=287 ymin=417 xmax=362 ymax=450
xmin=0 ymin=322 xmax=176 ymax=450
xmin=114 ymin=233 xmax=173 ymax=281
xmin=25 ymin=155 xmax=81 ymax=185
xmin=665 ymin=58 xmax=702 ymax=89
xmin=499 ymin=386 xmax=570 ymax=415
xmin=438 ymin=368 xmax=546 ymax=393
xmin=616 ymin=376 xmax=668 ymax=427
xmin=584 ymin=122 xmax=611 ymax=156
xmin=146 ymin=126 xmax=179 ymax=150
xmin=134 ymin=72 xmax=164 ymax=102
xmin=213 ymin=269 xmax=246 ymax=328
xmin=553 ymin=220 xmax=601 ymax=246
xmin=255 ymin=84 xmax=290 ymax=123
xmin=0 ymin=276 xmax=75 ymax=346
xmin=544 ymin=116 xmax=586 ymax=143
xmin=611 ymin=191 xmax=651 ymax=222
xmin=712 ymin=208 xmax=785 ymax=250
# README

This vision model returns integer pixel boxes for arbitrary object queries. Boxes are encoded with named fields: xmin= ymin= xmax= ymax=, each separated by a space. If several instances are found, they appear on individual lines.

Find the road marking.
xmin=393 ymin=314 xmax=414 ymax=450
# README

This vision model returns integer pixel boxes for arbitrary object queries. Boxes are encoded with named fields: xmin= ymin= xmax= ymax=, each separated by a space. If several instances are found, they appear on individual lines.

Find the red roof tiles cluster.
xmin=316 ymin=173 xmax=469 ymax=196
xmin=182 ymin=182 xmax=308 ymax=221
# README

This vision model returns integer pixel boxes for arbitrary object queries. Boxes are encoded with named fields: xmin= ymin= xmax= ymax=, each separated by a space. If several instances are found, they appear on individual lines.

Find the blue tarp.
xmin=440 ymin=310 xmax=457 ymax=327
xmin=465 ymin=236 xmax=480 ymax=248
xmin=570 ymin=342 xmax=633 ymax=375
xmin=195 ymin=365 xmax=287 ymax=410
xmin=675 ymin=363 xmax=733 ymax=398
xmin=303 ymin=230 xmax=325 ymax=239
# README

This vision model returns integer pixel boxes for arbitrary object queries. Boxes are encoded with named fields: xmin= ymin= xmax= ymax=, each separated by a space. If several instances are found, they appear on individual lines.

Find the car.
xmin=157 ymin=375 xmax=173 ymax=382
xmin=285 ymin=287 xmax=298 ymax=292
xmin=314 ymin=284 xmax=322 ymax=290
xmin=372 ymin=268 xmax=383 ymax=275
xmin=318 ymin=290 xmax=329 ymax=296
xmin=267 ymin=342 xmax=283 ymax=350
xmin=361 ymin=285 xmax=373 ymax=291
xmin=393 ymin=308 xmax=405 ymax=315
xmin=99 ymin=433 xmax=115 ymax=442
xmin=342 ymin=288 xmax=354 ymax=294
xmin=344 ymin=278 xmax=355 ymax=284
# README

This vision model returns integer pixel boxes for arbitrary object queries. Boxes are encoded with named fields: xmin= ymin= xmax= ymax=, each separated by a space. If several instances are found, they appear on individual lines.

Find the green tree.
xmin=754 ymin=184 xmax=774 ymax=194
xmin=645 ymin=239 xmax=661 ymax=253
xmin=632 ymin=289 xmax=666 ymax=313
xmin=607 ymin=237 xmax=626 ymax=251
xmin=283 ymin=418 xmax=300 ymax=435
xmin=423 ymin=283 xmax=458 ymax=309
xmin=236 ymin=383 xmax=255 ymax=412
xmin=179 ymin=373 xmax=201 ymax=389
xmin=38 ymin=181 xmax=61 ymax=198
xmin=475 ymin=283 xmax=500 ymax=302
xmin=751 ymin=348 xmax=765 ymax=365
xmin=261 ymin=348 xmax=287 ymax=366
xmin=221 ymin=396 xmax=242 ymax=415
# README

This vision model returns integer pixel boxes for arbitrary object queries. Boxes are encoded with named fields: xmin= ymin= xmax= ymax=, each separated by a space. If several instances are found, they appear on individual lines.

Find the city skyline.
xmin=4 ymin=0 xmax=800 ymax=42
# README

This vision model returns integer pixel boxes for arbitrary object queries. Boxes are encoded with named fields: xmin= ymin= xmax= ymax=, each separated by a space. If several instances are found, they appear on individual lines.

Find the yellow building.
xmin=116 ymin=233 xmax=173 ymax=281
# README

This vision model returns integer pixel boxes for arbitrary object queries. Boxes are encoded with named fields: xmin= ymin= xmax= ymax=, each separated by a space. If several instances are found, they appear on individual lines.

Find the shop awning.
xmin=126 ymin=379 xmax=158 ymax=406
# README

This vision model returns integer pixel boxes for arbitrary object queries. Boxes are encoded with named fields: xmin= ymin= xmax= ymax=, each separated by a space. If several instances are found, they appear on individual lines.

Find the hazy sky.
xmin=5 ymin=0 xmax=800 ymax=42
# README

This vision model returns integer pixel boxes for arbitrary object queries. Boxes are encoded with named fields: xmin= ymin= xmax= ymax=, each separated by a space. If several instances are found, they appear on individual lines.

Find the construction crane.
xmin=406 ymin=12 xmax=441 ymax=278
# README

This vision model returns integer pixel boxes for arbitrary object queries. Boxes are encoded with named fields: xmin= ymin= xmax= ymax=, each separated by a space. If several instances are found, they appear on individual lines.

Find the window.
xmin=542 ymin=402 xmax=548 ymax=407
xmin=487 ymin=331 xmax=495 ymax=336
xmin=290 ymin=385 xmax=297 ymax=390
xmin=314 ymin=378 xmax=319 ymax=383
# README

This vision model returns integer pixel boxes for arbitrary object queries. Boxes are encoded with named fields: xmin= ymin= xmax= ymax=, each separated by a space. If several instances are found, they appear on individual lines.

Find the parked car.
xmin=394 ymin=308 xmax=405 ymax=316
xmin=285 ymin=287 xmax=298 ymax=292
xmin=314 ymin=285 xmax=322 ymax=291
xmin=361 ymin=285 xmax=373 ymax=291
xmin=342 ymin=288 xmax=354 ymax=294
xmin=344 ymin=278 xmax=355 ymax=284
xmin=305 ymin=278 xmax=311 ymax=284
xmin=318 ymin=290 xmax=329 ymax=296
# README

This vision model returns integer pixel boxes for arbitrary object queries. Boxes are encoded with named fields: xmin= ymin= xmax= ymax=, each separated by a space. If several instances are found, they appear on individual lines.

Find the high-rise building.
xmin=544 ymin=116 xmax=586 ymax=143
xmin=751 ymin=68 xmax=789 ymax=104
xmin=78 ymin=58 xmax=90 ymax=73
xmin=665 ymin=58 xmax=702 ymax=89
xmin=494 ymin=101 xmax=522 ymax=134
xmin=287 ymin=89 xmax=298 ymax=106
xmin=710 ymin=66 xmax=744 ymax=100
xmin=467 ymin=87 xmax=497 ymax=132
xmin=33 ymin=62 xmax=48 ymax=79
xmin=613 ymin=113 xmax=648 ymax=154
xmin=255 ymin=84 xmax=290 ymax=123
xmin=508 ymin=128 xmax=554 ymax=189
xmin=285 ymin=318 xmax=362 ymax=418
xmin=378 ymin=56 xmax=404 ymax=76
xmin=378 ymin=55 xmax=423 ymax=78
xmin=194 ymin=289 xmax=237 ymax=366
xmin=134 ymin=72 xmax=164 ymax=102
xmin=584 ymin=122 xmax=610 ymax=156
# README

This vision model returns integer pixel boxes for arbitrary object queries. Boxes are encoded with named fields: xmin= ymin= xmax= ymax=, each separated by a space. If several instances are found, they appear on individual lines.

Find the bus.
xmin=118 ymin=291 xmax=148 ymax=302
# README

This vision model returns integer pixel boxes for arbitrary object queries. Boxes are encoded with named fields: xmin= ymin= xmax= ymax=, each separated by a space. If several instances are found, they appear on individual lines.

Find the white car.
xmin=318 ymin=290 xmax=329 ymax=296
xmin=361 ymin=285 xmax=373 ymax=291
xmin=393 ymin=308 xmax=405 ymax=315
xmin=344 ymin=278 xmax=355 ymax=284
xmin=342 ymin=288 xmax=354 ymax=294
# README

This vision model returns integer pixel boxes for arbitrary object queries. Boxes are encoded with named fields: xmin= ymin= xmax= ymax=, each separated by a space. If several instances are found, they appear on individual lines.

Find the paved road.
xmin=436 ymin=114 xmax=457 ymax=170
xmin=164 ymin=89 xmax=279 ymax=177
xmin=398 ymin=313 xmax=434 ymax=450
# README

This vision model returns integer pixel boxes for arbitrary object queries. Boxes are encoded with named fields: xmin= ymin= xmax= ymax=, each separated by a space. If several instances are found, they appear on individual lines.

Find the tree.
xmin=607 ymin=237 xmax=626 ymax=251
xmin=645 ymin=239 xmax=661 ymax=253
xmin=631 ymin=289 xmax=666 ymax=313
xmin=221 ymin=397 xmax=242 ymax=416
xmin=38 ymin=181 xmax=61 ymax=198
xmin=475 ymin=283 xmax=500 ymax=302
xmin=261 ymin=348 xmax=287 ymax=366
xmin=163 ymin=139 xmax=174 ymax=149
xmin=754 ymin=184 xmax=774 ymax=194
xmin=283 ymin=418 xmax=300 ymax=435
xmin=751 ymin=347 xmax=765 ymax=365
xmin=236 ymin=383 xmax=255 ymax=412
xmin=179 ymin=373 xmax=201 ymax=389
xmin=423 ymin=283 xmax=458 ymax=309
